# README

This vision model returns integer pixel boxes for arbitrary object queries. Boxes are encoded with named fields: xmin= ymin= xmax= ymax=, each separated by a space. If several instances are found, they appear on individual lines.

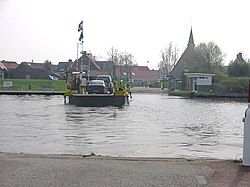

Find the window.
xmin=25 ymin=75 xmax=30 ymax=80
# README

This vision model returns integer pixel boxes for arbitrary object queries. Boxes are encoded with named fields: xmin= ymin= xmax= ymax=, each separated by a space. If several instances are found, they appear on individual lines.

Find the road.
xmin=0 ymin=153 xmax=250 ymax=186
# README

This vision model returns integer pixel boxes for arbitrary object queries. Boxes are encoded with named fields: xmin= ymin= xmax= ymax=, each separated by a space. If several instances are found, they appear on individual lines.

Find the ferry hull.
xmin=68 ymin=94 xmax=127 ymax=107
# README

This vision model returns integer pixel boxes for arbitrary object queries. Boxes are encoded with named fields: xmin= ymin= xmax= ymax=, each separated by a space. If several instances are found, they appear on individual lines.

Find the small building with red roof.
xmin=115 ymin=65 xmax=160 ymax=87
xmin=0 ymin=60 xmax=19 ymax=78
xmin=1 ymin=61 xmax=19 ymax=71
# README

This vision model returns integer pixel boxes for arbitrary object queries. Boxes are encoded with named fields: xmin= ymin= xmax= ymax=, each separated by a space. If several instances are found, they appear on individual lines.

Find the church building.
xmin=169 ymin=28 xmax=215 ymax=92
xmin=170 ymin=28 xmax=195 ymax=79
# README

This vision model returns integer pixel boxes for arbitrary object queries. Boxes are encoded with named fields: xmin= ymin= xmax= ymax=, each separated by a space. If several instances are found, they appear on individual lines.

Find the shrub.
xmin=215 ymin=77 xmax=249 ymax=93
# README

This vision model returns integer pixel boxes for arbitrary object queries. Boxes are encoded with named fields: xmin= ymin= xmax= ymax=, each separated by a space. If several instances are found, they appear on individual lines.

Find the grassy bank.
xmin=0 ymin=80 xmax=168 ymax=93
xmin=170 ymin=90 xmax=248 ymax=99
xmin=131 ymin=87 xmax=168 ymax=94
xmin=0 ymin=79 xmax=67 ymax=91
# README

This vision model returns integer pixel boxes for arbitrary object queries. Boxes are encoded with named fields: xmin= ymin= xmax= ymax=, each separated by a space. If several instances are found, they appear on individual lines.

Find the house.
xmin=57 ymin=61 xmax=73 ymax=73
xmin=115 ymin=65 xmax=160 ymax=87
xmin=67 ymin=51 xmax=101 ymax=75
xmin=0 ymin=60 xmax=19 ymax=78
xmin=53 ymin=60 xmax=73 ymax=79
xmin=170 ymin=28 xmax=195 ymax=79
xmin=67 ymin=51 xmax=114 ymax=78
xmin=1 ymin=60 xmax=19 ymax=71
xmin=65 ymin=51 xmax=160 ymax=86
xmin=95 ymin=60 xmax=115 ymax=77
xmin=10 ymin=61 xmax=59 ymax=80
xmin=130 ymin=66 xmax=160 ymax=87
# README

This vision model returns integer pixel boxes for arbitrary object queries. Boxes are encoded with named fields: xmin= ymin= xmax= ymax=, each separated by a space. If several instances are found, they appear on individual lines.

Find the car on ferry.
xmin=96 ymin=75 xmax=113 ymax=94
xmin=87 ymin=80 xmax=108 ymax=94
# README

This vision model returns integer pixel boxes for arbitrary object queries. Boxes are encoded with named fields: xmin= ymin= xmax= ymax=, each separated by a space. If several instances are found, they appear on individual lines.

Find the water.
xmin=0 ymin=94 xmax=246 ymax=159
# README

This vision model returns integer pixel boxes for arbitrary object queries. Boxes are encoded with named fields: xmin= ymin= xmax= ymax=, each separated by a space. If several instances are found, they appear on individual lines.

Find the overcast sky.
xmin=0 ymin=0 xmax=249 ymax=69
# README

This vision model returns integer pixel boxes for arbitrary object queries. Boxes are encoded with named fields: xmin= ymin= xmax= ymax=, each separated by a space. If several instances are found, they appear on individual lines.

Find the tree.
xmin=194 ymin=42 xmax=224 ymax=73
xmin=106 ymin=47 xmax=135 ymax=81
xmin=182 ymin=41 xmax=226 ymax=85
xmin=106 ymin=47 xmax=119 ymax=65
xmin=107 ymin=47 xmax=119 ymax=80
xmin=228 ymin=53 xmax=250 ymax=77
xmin=44 ymin=60 xmax=52 ymax=70
xmin=119 ymin=51 xmax=135 ymax=81
xmin=158 ymin=42 xmax=179 ymax=76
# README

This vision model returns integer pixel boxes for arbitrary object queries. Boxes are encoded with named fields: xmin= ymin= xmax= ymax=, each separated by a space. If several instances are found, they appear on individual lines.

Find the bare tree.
xmin=106 ymin=47 xmax=120 ymax=80
xmin=106 ymin=47 xmax=135 ymax=81
xmin=106 ymin=47 xmax=119 ymax=65
xmin=119 ymin=51 xmax=134 ymax=66
xmin=158 ymin=42 xmax=179 ymax=76
xmin=119 ymin=51 xmax=135 ymax=81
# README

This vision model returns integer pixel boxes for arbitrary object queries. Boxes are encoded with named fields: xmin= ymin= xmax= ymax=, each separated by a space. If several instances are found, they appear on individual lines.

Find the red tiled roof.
xmin=115 ymin=65 xmax=160 ymax=81
xmin=1 ymin=61 xmax=19 ymax=70
xmin=131 ymin=66 xmax=159 ymax=80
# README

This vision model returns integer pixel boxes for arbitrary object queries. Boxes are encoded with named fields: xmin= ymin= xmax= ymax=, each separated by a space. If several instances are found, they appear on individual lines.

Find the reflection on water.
xmin=0 ymin=94 xmax=246 ymax=159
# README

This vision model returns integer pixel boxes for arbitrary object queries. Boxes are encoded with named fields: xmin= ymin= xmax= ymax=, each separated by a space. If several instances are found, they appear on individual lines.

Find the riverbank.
xmin=0 ymin=87 xmax=247 ymax=100
xmin=131 ymin=87 xmax=168 ymax=94
xmin=0 ymin=90 xmax=65 ymax=95
xmin=0 ymin=152 xmax=249 ymax=186
xmin=0 ymin=87 xmax=167 ymax=95
xmin=169 ymin=90 xmax=248 ymax=99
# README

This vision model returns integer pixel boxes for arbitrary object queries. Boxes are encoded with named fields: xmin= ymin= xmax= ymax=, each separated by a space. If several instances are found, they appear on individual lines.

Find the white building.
xmin=184 ymin=73 xmax=215 ymax=91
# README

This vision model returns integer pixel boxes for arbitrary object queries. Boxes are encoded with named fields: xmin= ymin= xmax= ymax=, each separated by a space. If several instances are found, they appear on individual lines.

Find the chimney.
xmin=237 ymin=52 xmax=243 ymax=61
xmin=87 ymin=53 xmax=92 ymax=57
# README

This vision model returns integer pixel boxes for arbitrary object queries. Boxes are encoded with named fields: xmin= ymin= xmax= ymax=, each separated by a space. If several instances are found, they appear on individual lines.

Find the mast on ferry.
xmin=78 ymin=20 xmax=84 ymax=72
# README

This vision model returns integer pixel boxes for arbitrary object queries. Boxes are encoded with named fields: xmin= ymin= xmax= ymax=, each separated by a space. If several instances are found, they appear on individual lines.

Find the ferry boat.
xmin=68 ymin=92 xmax=128 ymax=107
xmin=64 ymin=22 xmax=130 ymax=107
xmin=64 ymin=72 xmax=129 ymax=107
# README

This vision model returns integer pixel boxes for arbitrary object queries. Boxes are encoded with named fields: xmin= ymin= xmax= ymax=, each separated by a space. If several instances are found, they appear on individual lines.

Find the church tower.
xmin=170 ymin=28 xmax=195 ymax=79
xmin=187 ymin=27 xmax=195 ymax=48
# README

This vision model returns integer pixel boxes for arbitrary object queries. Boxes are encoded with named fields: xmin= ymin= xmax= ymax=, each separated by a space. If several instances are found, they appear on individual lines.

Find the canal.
xmin=0 ymin=93 xmax=246 ymax=159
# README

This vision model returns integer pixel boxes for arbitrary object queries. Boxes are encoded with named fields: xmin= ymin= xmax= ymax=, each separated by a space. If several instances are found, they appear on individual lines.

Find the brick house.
xmin=115 ymin=65 xmax=160 ymax=87
xmin=67 ymin=51 xmax=114 ymax=78
xmin=0 ymin=60 xmax=19 ymax=78
xmin=10 ymin=61 xmax=59 ymax=79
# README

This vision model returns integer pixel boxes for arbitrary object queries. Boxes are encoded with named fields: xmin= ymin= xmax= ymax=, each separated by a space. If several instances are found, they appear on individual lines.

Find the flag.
xmin=79 ymin=31 xmax=83 ymax=42
xmin=78 ymin=21 xmax=83 ymax=32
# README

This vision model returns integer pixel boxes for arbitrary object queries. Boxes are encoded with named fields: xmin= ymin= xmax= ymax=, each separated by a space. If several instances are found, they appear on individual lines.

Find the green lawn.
xmin=0 ymin=79 xmax=67 ymax=91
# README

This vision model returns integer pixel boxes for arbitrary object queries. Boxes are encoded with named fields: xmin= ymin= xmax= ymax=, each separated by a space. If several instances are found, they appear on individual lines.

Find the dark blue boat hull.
xmin=69 ymin=94 xmax=127 ymax=107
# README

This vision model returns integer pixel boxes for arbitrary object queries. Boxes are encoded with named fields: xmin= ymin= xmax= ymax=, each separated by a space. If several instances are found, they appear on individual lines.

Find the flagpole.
xmin=77 ymin=43 xmax=79 ymax=71
xmin=77 ymin=20 xmax=83 ymax=72
xmin=80 ymin=20 xmax=83 ymax=73
xmin=81 ymin=39 xmax=83 ymax=73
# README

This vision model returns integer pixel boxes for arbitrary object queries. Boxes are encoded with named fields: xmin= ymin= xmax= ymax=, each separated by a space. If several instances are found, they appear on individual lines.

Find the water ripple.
xmin=0 ymin=94 xmax=245 ymax=159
